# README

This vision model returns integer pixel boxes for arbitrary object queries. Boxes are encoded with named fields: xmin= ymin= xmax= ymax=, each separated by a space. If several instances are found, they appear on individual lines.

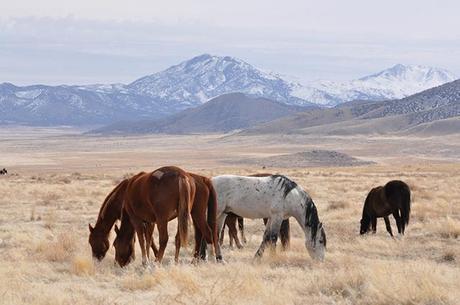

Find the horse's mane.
xmin=270 ymin=175 xmax=298 ymax=198
xmin=271 ymin=175 xmax=320 ymax=241
xmin=303 ymin=193 xmax=319 ymax=241
xmin=99 ymin=179 xmax=126 ymax=221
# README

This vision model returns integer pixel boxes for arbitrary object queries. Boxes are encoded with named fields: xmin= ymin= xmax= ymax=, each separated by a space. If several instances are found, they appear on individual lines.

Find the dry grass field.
xmin=0 ymin=127 xmax=459 ymax=305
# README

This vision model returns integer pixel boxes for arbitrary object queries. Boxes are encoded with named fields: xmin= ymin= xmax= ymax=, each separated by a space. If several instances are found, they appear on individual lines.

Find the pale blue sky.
xmin=1 ymin=0 xmax=459 ymax=85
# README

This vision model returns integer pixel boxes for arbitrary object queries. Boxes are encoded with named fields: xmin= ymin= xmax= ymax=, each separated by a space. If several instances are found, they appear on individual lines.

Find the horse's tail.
xmin=280 ymin=219 xmax=290 ymax=250
xmin=400 ymin=183 xmax=411 ymax=228
xmin=178 ymin=176 xmax=193 ymax=246
xmin=205 ymin=178 xmax=218 ymax=246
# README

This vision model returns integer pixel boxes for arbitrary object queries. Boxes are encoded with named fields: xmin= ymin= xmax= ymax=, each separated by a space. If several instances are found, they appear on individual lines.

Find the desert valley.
xmin=1 ymin=8 xmax=460 ymax=303
xmin=0 ymin=122 xmax=459 ymax=304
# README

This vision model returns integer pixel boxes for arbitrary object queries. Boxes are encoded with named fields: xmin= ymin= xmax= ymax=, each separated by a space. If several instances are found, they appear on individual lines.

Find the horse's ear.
xmin=114 ymin=225 xmax=120 ymax=235
xmin=88 ymin=224 xmax=94 ymax=233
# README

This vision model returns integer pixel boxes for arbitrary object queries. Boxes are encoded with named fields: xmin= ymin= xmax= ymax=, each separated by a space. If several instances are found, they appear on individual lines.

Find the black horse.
xmin=360 ymin=180 xmax=411 ymax=237
xmin=0 ymin=168 xmax=7 ymax=175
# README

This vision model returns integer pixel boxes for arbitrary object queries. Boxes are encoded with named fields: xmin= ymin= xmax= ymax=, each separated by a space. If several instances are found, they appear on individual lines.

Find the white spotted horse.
xmin=202 ymin=174 xmax=326 ymax=261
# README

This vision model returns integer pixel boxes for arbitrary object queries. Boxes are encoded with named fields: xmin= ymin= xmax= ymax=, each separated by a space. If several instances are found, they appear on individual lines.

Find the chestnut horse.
xmin=113 ymin=168 xmax=220 ymax=267
xmin=119 ymin=167 xmax=195 ymax=266
xmin=360 ymin=180 xmax=411 ymax=237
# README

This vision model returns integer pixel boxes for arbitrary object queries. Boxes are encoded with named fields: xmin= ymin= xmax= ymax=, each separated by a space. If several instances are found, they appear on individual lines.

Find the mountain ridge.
xmin=0 ymin=54 xmax=456 ymax=125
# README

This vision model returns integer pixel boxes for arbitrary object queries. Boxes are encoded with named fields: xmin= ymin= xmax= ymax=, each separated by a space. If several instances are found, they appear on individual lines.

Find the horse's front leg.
xmin=132 ymin=220 xmax=148 ymax=266
xmin=148 ymin=222 xmax=159 ymax=259
xmin=371 ymin=217 xmax=377 ymax=234
xmin=384 ymin=216 xmax=394 ymax=237
xmin=219 ymin=225 xmax=225 ymax=245
xmin=228 ymin=219 xmax=243 ymax=249
xmin=238 ymin=217 xmax=247 ymax=244
xmin=212 ymin=213 xmax=228 ymax=262
xmin=255 ymin=216 xmax=282 ymax=258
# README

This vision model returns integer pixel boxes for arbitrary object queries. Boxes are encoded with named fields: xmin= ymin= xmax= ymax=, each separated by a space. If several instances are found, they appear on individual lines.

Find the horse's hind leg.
xmin=372 ymin=217 xmax=377 ymax=234
xmin=174 ymin=230 xmax=181 ymax=263
xmin=145 ymin=222 xmax=155 ymax=262
xmin=392 ymin=211 xmax=403 ymax=235
xmin=155 ymin=220 xmax=169 ymax=263
xmin=213 ymin=213 xmax=228 ymax=262
xmin=384 ymin=216 xmax=394 ymax=237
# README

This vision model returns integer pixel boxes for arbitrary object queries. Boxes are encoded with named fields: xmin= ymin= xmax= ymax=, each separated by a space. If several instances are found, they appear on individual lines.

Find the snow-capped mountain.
xmin=0 ymin=54 xmax=457 ymax=125
xmin=300 ymin=64 xmax=456 ymax=106
xmin=0 ymin=83 xmax=169 ymax=125
xmin=128 ymin=55 xmax=456 ymax=107
xmin=128 ymin=54 xmax=309 ymax=108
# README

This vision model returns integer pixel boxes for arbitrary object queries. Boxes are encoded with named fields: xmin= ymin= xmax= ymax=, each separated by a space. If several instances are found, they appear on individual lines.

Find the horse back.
xmin=384 ymin=180 xmax=410 ymax=205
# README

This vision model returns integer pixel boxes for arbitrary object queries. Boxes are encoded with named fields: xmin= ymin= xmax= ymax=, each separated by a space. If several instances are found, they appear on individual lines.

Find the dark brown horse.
xmin=113 ymin=168 xmax=220 ymax=267
xmin=360 ymin=180 xmax=411 ymax=237
xmin=88 ymin=177 xmax=132 ymax=260
xmin=0 ymin=168 xmax=7 ymax=175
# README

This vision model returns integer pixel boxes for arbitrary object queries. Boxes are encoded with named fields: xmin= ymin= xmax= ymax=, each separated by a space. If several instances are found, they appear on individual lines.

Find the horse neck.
xmin=287 ymin=189 xmax=313 ymax=232
xmin=95 ymin=198 xmax=122 ymax=234
xmin=299 ymin=196 xmax=319 ymax=240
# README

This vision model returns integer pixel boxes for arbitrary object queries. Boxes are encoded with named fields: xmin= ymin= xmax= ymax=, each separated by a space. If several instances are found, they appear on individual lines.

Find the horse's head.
xmin=359 ymin=216 xmax=371 ymax=234
xmin=88 ymin=223 xmax=110 ymax=261
xmin=113 ymin=225 xmax=135 ymax=267
xmin=305 ymin=222 xmax=326 ymax=261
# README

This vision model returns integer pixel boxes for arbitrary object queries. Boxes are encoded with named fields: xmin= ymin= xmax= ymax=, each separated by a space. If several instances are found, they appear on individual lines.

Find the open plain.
xmin=0 ymin=126 xmax=459 ymax=305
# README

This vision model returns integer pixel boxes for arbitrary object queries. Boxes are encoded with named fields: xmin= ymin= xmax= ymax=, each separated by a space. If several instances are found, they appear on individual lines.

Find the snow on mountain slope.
xmin=128 ymin=54 xmax=311 ymax=108
xmin=294 ymin=64 xmax=456 ymax=106
xmin=0 ymin=54 xmax=457 ymax=125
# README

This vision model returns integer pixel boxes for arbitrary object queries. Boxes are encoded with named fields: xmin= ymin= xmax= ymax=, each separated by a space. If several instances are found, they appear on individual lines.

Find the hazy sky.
xmin=1 ymin=0 xmax=459 ymax=85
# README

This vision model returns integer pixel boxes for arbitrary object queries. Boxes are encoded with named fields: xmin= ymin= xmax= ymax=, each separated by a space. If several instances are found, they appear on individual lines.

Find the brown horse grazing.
xmin=360 ymin=180 xmax=411 ymax=237
xmin=119 ymin=167 xmax=195 ymax=266
xmin=113 ymin=168 xmax=220 ymax=267
xmin=88 ymin=177 xmax=132 ymax=260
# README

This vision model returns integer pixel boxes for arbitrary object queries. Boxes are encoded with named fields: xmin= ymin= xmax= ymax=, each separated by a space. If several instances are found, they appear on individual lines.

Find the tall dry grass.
xmin=0 ymin=165 xmax=459 ymax=305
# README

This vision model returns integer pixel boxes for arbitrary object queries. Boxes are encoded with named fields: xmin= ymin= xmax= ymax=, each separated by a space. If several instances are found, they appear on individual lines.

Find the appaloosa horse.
xmin=360 ymin=180 xmax=411 ymax=237
xmin=220 ymin=213 xmax=290 ymax=250
xmin=219 ymin=173 xmax=291 ymax=250
xmin=203 ymin=174 xmax=326 ymax=261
